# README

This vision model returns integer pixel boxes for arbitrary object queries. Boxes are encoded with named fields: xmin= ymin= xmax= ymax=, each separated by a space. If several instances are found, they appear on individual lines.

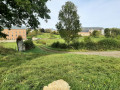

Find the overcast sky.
xmin=39 ymin=0 xmax=120 ymax=29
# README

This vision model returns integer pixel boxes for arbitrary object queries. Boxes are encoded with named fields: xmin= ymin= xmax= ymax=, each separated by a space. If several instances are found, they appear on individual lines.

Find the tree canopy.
xmin=0 ymin=0 xmax=50 ymax=38
xmin=56 ymin=1 xmax=81 ymax=44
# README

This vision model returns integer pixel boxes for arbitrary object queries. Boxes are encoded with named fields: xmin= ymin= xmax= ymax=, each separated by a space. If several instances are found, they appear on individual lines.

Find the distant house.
xmin=2 ymin=26 xmax=27 ymax=40
xmin=78 ymin=27 xmax=104 ymax=36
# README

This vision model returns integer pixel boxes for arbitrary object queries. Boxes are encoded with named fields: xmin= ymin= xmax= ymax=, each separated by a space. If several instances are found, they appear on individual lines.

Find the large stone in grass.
xmin=17 ymin=40 xmax=25 ymax=51
xmin=43 ymin=79 xmax=70 ymax=90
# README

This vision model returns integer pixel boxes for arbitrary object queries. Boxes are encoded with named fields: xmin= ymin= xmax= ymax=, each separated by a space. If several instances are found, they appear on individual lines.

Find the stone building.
xmin=78 ymin=27 xmax=104 ymax=36
xmin=2 ymin=26 xmax=26 ymax=40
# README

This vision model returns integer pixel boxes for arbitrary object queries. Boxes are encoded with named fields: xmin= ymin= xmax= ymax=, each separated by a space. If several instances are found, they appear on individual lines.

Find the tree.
xmin=26 ymin=29 xmax=31 ymax=35
xmin=40 ymin=28 xmax=45 ymax=33
xmin=104 ymin=28 xmax=111 ymax=38
xmin=45 ymin=29 xmax=52 ymax=33
xmin=0 ymin=0 xmax=50 ymax=38
xmin=56 ymin=1 xmax=81 ymax=44
xmin=111 ymin=28 xmax=120 ymax=38
xmin=28 ymin=30 xmax=37 ymax=38
xmin=91 ymin=30 xmax=101 ymax=38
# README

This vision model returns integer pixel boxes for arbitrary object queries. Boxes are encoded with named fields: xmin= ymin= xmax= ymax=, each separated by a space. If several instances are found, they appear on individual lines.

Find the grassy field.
xmin=34 ymin=33 xmax=107 ymax=45
xmin=0 ymin=42 xmax=120 ymax=90
xmin=0 ymin=42 xmax=17 ymax=49
xmin=35 ymin=33 xmax=60 ymax=39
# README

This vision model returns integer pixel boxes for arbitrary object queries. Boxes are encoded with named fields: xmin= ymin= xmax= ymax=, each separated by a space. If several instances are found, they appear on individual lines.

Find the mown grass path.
xmin=39 ymin=46 xmax=120 ymax=58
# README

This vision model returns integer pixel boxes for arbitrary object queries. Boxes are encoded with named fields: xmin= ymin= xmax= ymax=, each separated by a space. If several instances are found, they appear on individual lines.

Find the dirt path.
xmin=39 ymin=46 xmax=120 ymax=58
xmin=69 ymin=51 xmax=120 ymax=58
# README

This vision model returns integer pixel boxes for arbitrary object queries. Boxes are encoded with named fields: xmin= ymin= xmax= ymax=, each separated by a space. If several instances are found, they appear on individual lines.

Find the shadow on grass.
xmin=0 ymin=46 xmax=65 ymax=69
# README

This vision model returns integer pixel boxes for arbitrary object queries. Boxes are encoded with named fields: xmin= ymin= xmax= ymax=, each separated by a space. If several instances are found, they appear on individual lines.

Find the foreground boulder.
xmin=43 ymin=79 xmax=70 ymax=90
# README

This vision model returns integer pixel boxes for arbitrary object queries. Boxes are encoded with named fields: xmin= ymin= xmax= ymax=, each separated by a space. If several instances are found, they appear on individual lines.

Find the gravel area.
xmin=69 ymin=51 xmax=120 ymax=58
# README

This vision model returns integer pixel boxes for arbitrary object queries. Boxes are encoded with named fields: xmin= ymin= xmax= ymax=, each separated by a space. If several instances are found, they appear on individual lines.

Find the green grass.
xmin=0 ymin=43 xmax=120 ymax=90
xmin=0 ymin=42 xmax=17 ymax=49
xmin=35 ymin=33 xmax=60 ymax=39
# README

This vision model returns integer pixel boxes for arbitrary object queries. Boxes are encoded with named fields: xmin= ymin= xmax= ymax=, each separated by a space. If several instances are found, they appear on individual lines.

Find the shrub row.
xmin=51 ymin=38 xmax=120 ymax=50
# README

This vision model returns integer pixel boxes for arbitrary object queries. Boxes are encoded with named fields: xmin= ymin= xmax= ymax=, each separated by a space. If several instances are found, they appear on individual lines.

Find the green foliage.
xmin=24 ymin=40 xmax=35 ymax=50
xmin=27 ymin=37 xmax=32 ymax=40
xmin=40 ymin=28 xmax=45 ymax=33
xmin=116 ymin=35 xmax=120 ymax=40
xmin=45 ymin=29 xmax=52 ymax=33
xmin=35 ymin=33 xmax=61 ymax=39
xmin=104 ymin=28 xmax=111 ymax=37
xmin=26 ymin=29 xmax=31 ymax=35
xmin=110 ymin=28 xmax=120 ymax=38
xmin=0 ymin=0 xmax=50 ymax=38
xmin=49 ymin=33 xmax=56 ymax=39
xmin=51 ymin=42 xmax=68 ymax=49
xmin=91 ymin=30 xmax=101 ymax=38
xmin=85 ymin=42 xmax=97 ymax=50
xmin=84 ymin=36 xmax=92 ymax=43
xmin=70 ymin=42 xmax=83 ymax=50
xmin=0 ymin=26 xmax=8 ymax=38
xmin=51 ymin=38 xmax=120 ymax=50
xmin=98 ymin=38 xmax=120 ymax=50
xmin=28 ymin=30 xmax=41 ymax=38
xmin=56 ymin=1 xmax=81 ymax=44
xmin=51 ymin=31 xmax=59 ymax=35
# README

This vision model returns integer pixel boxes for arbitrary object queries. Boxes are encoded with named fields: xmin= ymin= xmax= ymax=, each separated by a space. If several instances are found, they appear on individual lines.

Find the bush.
xmin=51 ymin=38 xmax=120 ymax=50
xmin=24 ymin=40 xmax=35 ymax=50
xmin=84 ymin=36 xmax=92 ymax=43
xmin=85 ymin=42 xmax=97 ymax=50
xmin=91 ymin=30 xmax=101 ymax=38
xmin=98 ymin=38 xmax=120 ymax=50
xmin=51 ymin=42 xmax=60 ymax=48
xmin=116 ymin=35 xmax=120 ymax=40
xmin=51 ymin=42 xmax=68 ymax=49
xmin=70 ymin=42 xmax=81 ymax=50
xmin=59 ymin=43 xmax=68 ymax=49
xmin=27 ymin=37 xmax=32 ymax=40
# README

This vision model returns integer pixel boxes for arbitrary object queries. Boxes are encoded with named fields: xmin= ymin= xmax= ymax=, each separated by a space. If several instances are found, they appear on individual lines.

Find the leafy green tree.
xmin=45 ymin=29 xmax=52 ymax=33
xmin=111 ymin=28 xmax=120 ymax=38
xmin=0 ymin=0 xmax=50 ymax=38
xmin=40 ymin=28 xmax=45 ymax=33
xmin=28 ymin=30 xmax=37 ymax=38
xmin=104 ymin=28 xmax=111 ymax=38
xmin=91 ymin=30 xmax=101 ymax=38
xmin=56 ymin=1 xmax=81 ymax=44
xmin=26 ymin=29 xmax=31 ymax=35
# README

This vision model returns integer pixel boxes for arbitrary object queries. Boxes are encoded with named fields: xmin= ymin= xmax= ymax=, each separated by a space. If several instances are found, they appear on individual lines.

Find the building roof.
xmin=4 ymin=26 xmax=27 ymax=29
xmin=81 ymin=27 xmax=104 ymax=32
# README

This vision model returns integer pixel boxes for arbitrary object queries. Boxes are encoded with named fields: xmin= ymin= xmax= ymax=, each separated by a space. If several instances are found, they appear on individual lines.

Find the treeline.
xmin=104 ymin=28 xmax=120 ymax=39
xmin=27 ymin=28 xmax=59 ymax=37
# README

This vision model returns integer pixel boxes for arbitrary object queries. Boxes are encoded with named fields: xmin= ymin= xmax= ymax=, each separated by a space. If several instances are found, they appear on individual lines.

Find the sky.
xmin=39 ymin=0 xmax=120 ymax=29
